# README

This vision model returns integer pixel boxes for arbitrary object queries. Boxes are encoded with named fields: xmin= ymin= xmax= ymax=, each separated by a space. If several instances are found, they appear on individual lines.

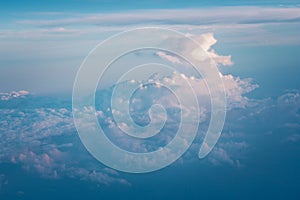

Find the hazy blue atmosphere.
xmin=0 ymin=0 xmax=300 ymax=199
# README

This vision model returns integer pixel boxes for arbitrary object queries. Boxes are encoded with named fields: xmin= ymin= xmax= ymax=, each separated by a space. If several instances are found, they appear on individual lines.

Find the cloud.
xmin=208 ymin=147 xmax=235 ymax=166
xmin=222 ymin=75 xmax=258 ymax=108
xmin=152 ymin=32 xmax=255 ymax=109
xmin=143 ymin=70 xmax=257 ymax=111
xmin=80 ymin=31 xmax=258 ymax=163
xmin=286 ymin=134 xmax=300 ymax=143
xmin=66 ymin=168 xmax=130 ymax=186
xmin=0 ymin=7 xmax=299 ymax=47
xmin=0 ymin=29 xmax=260 ymax=174
xmin=188 ymin=33 xmax=233 ymax=65
xmin=17 ymin=7 xmax=300 ymax=27
xmin=0 ymin=90 xmax=29 ymax=101
xmin=41 ymin=27 xmax=80 ymax=34
xmin=155 ymin=51 xmax=182 ymax=64
xmin=10 ymin=147 xmax=130 ymax=185
xmin=1 ymin=89 xmax=299 ymax=180
xmin=0 ymin=174 xmax=7 ymax=192
xmin=277 ymin=91 xmax=300 ymax=112
xmin=156 ymin=33 xmax=233 ymax=66
xmin=207 ymin=139 xmax=249 ymax=167
xmin=0 ymin=97 xmax=130 ymax=185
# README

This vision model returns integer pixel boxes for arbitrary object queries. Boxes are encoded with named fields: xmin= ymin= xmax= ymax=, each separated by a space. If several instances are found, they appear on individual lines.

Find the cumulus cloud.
xmin=0 ymin=30 xmax=261 ymax=176
xmin=156 ymin=33 xmax=233 ymax=66
xmin=208 ymin=147 xmax=235 ymax=166
xmin=148 ymin=33 xmax=255 ymax=117
xmin=0 ymin=96 xmax=130 ymax=185
xmin=1 ymin=90 xmax=299 ymax=180
xmin=9 ymin=147 xmax=129 ymax=185
xmin=0 ymin=90 xmax=29 ymax=101
xmin=207 ymin=139 xmax=248 ymax=167
xmin=157 ymin=72 xmax=256 ymax=109
xmin=79 ymin=31 xmax=258 ymax=163
xmin=0 ymin=26 xmax=298 ymax=181
xmin=222 ymin=75 xmax=258 ymax=108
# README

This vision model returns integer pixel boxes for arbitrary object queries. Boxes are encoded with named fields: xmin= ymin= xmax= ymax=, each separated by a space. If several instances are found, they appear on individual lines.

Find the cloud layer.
xmin=0 ymin=90 xmax=29 ymax=101
xmin=1 ymin=6 xmax=300 ymax=47
xmin=0 ymin=32 xmax=260 ymax=179
xmin=17 ymin=7 xmax=300 ymax=27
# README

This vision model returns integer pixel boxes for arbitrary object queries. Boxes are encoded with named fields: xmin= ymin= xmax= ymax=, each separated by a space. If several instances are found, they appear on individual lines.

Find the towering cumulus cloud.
xmin=0 ymin=32 xmax=261 ymax=184
xmin=155 ymin=32 xmax=256 ymax=109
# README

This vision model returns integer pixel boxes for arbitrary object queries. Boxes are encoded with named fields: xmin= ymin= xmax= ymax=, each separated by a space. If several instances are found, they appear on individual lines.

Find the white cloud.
xmin=153 ymin=32 xmax=257 ymax=110
xmin=208 ymin=147 xmax=235 ymax=166
xmin=155 ymin=51 xmax=182 ymax=64
xmin=156 ymin=33 xmax=233 ymax=66
xmin=145 ymin=70 xmax=257 ymax=110
xmin=17 ymin=7 xmax=300 ymax=27
xmin=67 ymin=168 xmax=130 ymax=186
xmin=10 ymin=148 xmax=130 ymax=185
xmin=0 ymin=90 xmax=29 ymax=101
xmin=0 ymin=99 xmax=129 ymax=185
xmin=222 ymin=75 xmax=258 ymax=108
xmin=0 ymin=7 xmax=299 ymax=46
xmin=41 ymin=27 xmax=80 ymax=34
xmin=277 ymin=91 xmax=300 ymax=111
xmin=1 ymin=89 xmax=299 ymax=178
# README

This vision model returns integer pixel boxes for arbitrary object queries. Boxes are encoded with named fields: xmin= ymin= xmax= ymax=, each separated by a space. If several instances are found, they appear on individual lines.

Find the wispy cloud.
xmin=17 ymin=7 xmax=300 ymax=27
xmin=0 ymin=6 xmax=298 ymax=47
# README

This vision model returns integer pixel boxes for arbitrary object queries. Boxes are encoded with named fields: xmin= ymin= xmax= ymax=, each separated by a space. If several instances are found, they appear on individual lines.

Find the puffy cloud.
xmin=1 ymin=29 xmax=257 ymax=171
xmin=0 ymin=90 xmax=29 ymax=101
xmin=207 ymin=139 xmax=249 ymax=167
xmin=8 ymin=147 xmax=131 ymax=185
xmin=222 ymin=75 xmax=258 ymax=108
xmin=152 ymin=32 xmax=255 ymax=111
xmin=156 ymin=33 xmax=233 ymax=66
xmin=277 ymin=91 xmax=300 ymax=113
xmin=133 ymin=71 xmax=257 ymax=110
xmin=208 ymin=147 xmax=235 ymax=166
xmin=189 ymin=33 xmax=232 ymax=66
xmin=1 ymin=89 xmax=299 ymax=180
xmin=84 ymin=31 xmax=258 ymax=161
xmin=0 ymin=96 xmax=130 ymax=185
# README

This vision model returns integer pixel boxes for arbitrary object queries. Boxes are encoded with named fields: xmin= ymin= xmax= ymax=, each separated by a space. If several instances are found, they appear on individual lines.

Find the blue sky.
xmin=1 ymin=0 xmax=300 ymax=199
xmin=1 ymin=4 xmax=300 ymax=94
xmin=1 ymin=0 xmax=300 ymax=11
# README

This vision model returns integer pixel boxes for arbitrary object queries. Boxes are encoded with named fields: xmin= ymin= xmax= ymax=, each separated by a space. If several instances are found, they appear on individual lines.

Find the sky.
xmin=1 ymin=1 xmax=300 ymax=95
xmin=0 ymin=0 xmax=300 ymax=200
